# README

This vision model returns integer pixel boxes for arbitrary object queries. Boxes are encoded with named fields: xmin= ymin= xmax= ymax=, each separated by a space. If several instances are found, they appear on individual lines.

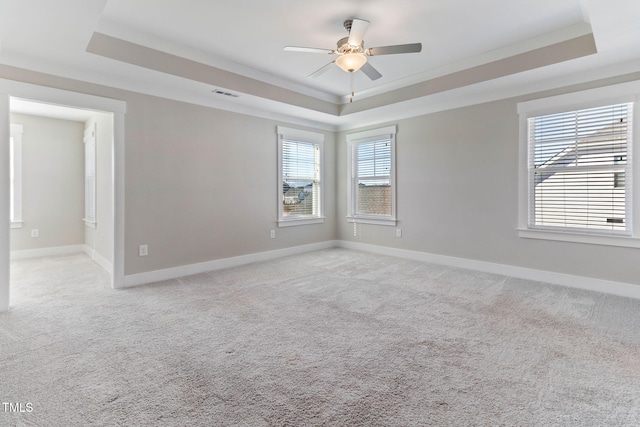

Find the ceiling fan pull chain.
xmin=350 ymin=71 xmax=355 ymax=103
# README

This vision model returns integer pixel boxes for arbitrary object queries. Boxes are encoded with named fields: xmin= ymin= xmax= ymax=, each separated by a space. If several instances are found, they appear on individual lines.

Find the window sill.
xmin=10 ymin=221 xmax=23 ymax=229
xmin=347 ymin=216 xmax=397 ymax=227
xmin=83 ymin=219 xmax=97 ymax=229
xmin=278 ymin=217 xmax=324 ymax=227
xmin=518 ymin=228 xmax=640 ymax=249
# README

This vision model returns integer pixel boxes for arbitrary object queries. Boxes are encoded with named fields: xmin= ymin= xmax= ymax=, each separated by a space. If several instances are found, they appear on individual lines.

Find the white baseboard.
xmin=337 ymin=241 xmax=640 ymax=300
xmin=83 ymin=245 xmax=112 ymax=274
xmin=119 ymin=238 xmax=640 ymax=300
xmin=9 ymin=245 xmax=113 ymax=276
xmin=10 ymin=245 xmax=85 ymax=260
xmin=123 ymin=240 xmax=338 ymax=288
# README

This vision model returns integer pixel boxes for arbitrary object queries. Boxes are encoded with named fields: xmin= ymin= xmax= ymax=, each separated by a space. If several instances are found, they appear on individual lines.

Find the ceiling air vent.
xmin=212 ymin=89 xmax=240 ymax=98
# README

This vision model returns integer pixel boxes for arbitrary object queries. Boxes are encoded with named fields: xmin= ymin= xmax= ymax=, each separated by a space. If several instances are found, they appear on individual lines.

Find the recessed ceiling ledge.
xmin=339 ymin=33 xmax=597 ymax=116
xmin=86 ymin=32 xmax=340 ymax=117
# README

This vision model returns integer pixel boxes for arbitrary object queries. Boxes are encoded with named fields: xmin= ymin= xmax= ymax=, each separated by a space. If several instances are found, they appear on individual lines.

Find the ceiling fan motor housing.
xmin=337 ymin=37 xmax=363 ymax=53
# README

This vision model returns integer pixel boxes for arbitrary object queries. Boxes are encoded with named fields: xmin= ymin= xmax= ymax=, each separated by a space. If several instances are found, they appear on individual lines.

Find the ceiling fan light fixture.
xmin=335 ymin=53 xmax=367 ymax=73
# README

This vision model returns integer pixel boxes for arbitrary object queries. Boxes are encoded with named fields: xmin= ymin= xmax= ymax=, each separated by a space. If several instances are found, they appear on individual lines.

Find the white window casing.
xmin=277 ymin=126 xmax=324 ymax=227
xmin=517 ymin=80 xmax=640 ymax=248
xmin=9 ymin=124 xmax=23 ymax=228
xmin=347 ymin=125 xmax=397 ymax=226
xmin=84 ymin=123 xmax=97 ymax=228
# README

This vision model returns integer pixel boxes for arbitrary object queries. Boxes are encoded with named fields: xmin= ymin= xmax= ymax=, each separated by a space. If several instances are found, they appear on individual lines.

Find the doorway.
xmin=0 ymin=80 xmax=126 ymax=311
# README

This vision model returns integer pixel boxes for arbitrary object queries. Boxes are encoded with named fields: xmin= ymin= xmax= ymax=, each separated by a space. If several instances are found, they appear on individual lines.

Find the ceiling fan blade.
xmin=366 ymin=43 xmax=422 ymax=56
xmin=347 ymin=18 xmax=370 ymax=47
xmin=307 ymin=61 xmax=335 ymax=78
xmin=284 ymin=46 xmax=335 ymax=54
xmin=361 ymin=62 xmax=382 ymax=81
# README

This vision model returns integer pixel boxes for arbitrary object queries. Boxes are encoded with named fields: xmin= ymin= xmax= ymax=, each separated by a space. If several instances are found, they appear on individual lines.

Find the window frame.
xmin=276 ymin=126 xmax=324 ymax=227
xmin=9 ymin=123 xmax=23 ymax=229
xmin=517 ymin=81 xmax=640 ymax=248
xmin=347 ymin=125 xmax=397 ymax=226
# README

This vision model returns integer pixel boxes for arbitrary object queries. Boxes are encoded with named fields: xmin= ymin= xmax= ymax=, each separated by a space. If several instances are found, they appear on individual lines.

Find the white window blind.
xmin=84 ymin=124 xmax=97 ymax=227
xmin=528 ymin=102 xmax=633 ymax=234
xmin=276 ymin=126 xmax=324 ymax=227
xmin=354 ymin=138 xmax=392 ymax=216
xmin=282 ymin=139 xmax=321 ymax=218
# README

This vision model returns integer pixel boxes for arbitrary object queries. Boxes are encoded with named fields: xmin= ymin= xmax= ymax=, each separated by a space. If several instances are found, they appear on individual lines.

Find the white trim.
xmin=5 ymin=29 xmax=640 ymax=133
xmin=83 ymin=245 xmax=112 ymax=274
xmin=347 ymin=216 xmax=397 ymax=226
xmin=346 ymin=125 xmax=397 ymax=142
xmin=112 ymin=110 xmax=125 ymax=289
xmin=276 ymin=126 xmax=325 ymax=143
xmin=10 ymin=245 xmax=112 ymax=274
xmin=518 ymin=228 xmax=640 ymax=248
xmin=0 ymin=79 xmax=126 ymax=114
xmin=633 ymin=96 xmax=640 ymax=240
xmin=277 ymin=127 xmax=325 ymax=226
xmin=0 ymin=80 xmax=126 ymax=311
xmin=517 ymin=80 xmax=640 ymax=116
xmin=10 ymin=245 xmax=85 ymax=260
xmin=7 ymin=235 xmax=639 ymax=305
xmin=123 ymin=240 xmax=337 ymax=288
xmin=518 ymin=84 xmax=639 ymax=243
xmin=337 ymin=241 xmax=640 ymax=300
xmin=347 ymin=126 xmax=397 ymax=224
xmin=278 ymin=217 xmax=325 ymax=227
xmin=518 ymin=113 xmax=529 ymax=231
xmin=83 ymin=123 xmax=97 ymax=226
xmin=9 ymin=123 xmax=23 ymax=226
xmin=0 ymin=93 xmax=9 ymax=311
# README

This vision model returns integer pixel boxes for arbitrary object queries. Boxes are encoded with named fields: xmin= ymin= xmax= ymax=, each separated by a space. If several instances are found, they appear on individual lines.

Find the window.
xmin=347 ymin=125 xmax=396 ymax=226
xmin=528 ymin=103 xmax=632 ymax=234
xmin=277 ymin=126 xmax=324 ymax=227
xmin=84 ymin=124 xmax=97 ymax=228
xmin=9 ymin=124 xmax=23 ymax=228
xmin=518 ymin=81 xmax=640 ymax=247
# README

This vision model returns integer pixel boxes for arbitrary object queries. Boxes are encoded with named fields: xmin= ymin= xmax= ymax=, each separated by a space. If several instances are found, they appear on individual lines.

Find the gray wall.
xmin=9 ymin=113 xmax=84 ymax=251
xmin=0 ymin=65 xmax=336 ymax=276
xmin=2 ymin=64 xmax=638 ymax=285
xmin=336 ymin=96 xmax=640 ymax=285
xmin=123 ymin=94 xmax=336 ymax=275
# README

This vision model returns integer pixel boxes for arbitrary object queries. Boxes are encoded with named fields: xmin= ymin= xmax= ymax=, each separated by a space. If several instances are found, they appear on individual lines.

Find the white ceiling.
xmin=1 ymin=0 xmax=639 ymax=129
xmin=97 ymin=0 xmax=587 ymax=97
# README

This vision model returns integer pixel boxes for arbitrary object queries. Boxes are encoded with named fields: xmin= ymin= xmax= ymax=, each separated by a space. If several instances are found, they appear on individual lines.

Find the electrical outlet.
xmin=31 ymin=229 xmax=39 ymax=238
xmin=139 ymin=244 xmax=148 ymax=256
xmin=396 ymin=228 xmax=402 ymax=238
xmin=270 ymin=230 xmax=275 ymax=239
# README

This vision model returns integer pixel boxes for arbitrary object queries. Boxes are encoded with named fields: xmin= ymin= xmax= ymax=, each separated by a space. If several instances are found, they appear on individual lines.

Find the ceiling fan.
xmin=284 ymin=18 xmax=422 ymax=86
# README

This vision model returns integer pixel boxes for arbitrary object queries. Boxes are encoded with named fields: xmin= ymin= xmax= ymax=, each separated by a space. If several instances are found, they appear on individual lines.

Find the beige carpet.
xmin=2 ymin=248 xmax=640 ymax=426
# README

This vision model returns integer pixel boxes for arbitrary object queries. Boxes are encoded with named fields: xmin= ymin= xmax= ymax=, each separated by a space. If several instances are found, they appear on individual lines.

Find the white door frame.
xmin=0 ymin=79 xmax=126 ymax=311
